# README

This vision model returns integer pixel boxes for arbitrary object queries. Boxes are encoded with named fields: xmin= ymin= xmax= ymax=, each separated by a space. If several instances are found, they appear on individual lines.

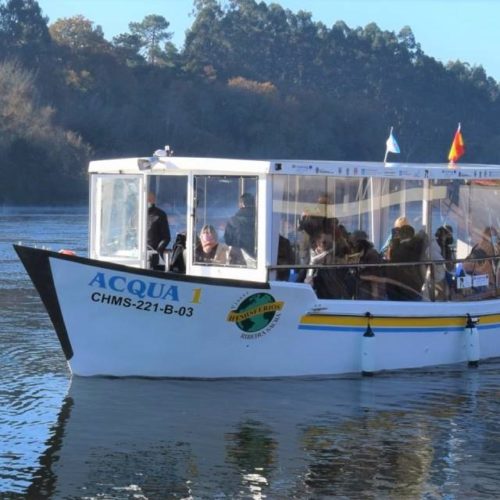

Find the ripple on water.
xmin=2 ymin=208 xmax=500 ymax=498
xmin=1 ymin=208 xmax=80 ymax=494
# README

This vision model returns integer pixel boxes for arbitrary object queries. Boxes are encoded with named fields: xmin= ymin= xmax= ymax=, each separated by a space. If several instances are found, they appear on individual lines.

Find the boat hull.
xmin=14 ymin=245 xmax=500 ymax=378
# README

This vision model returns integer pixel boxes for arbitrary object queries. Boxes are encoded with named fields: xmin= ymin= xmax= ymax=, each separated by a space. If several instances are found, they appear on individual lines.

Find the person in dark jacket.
xmin=298 ymin=195 xmax=336 ymax=243
xmin=306 ymin=232 xmax=351 ymax=299
xmin=147 ymin=192 xmax=171 ymax=262
xmin=224 ymin=193 xmax=256 ymax=258
xmin=349 ymin=230 xmax=383 ymax=299
xmin=386 ymin=224 xmax=425 ymax=301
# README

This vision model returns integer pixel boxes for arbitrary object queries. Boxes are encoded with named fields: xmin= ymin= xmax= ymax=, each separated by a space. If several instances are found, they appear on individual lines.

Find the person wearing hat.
xmin=195 ymin=224 xmax=230 ymax=264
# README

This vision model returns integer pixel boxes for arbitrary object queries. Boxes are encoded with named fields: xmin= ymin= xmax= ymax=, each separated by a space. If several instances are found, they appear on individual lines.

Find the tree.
xmin=0 ymin=59 xmax=39 ymax=139
xmin=112 ymin=32 xmax=145 ymax=66
xmin=0 ymin=0 xmax=51 ymax=63
xmin=397 ymin=26 xmax=422 ymax=63
xmin=0 ymin=60 xmax=90 ymax=203
xmin=49 ymin=15 xmax=111 ymax=54
xmin=128 ymin=14 xmax=172 ymax=65
xmin=183 ymin=0 xmax=226 ymax=76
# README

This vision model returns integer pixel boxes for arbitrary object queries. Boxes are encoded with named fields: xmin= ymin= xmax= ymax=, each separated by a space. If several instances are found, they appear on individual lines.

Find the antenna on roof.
xmin=139 ymin=145 xmax=174 ymax=171
xmin=154 ymin=145 xmax=174 ymax=158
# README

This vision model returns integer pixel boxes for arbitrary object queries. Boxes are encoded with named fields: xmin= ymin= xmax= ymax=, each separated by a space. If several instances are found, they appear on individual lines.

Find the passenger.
xmin=348 ymin=230 xmax=383 ymax=299
xmin=304 ymin=232 xmax=333 ymax=288
xmin=421 ymin=230 xmax=447 ymax=300
xmin=224 ymin=193 xmax=256 ymax=258
xmin=433 ymin=225 xmax=456 ymax=296
xmin=297 ymin=195 xmax=348 ymax=281
xmin=169 ymin=232 xmax=186 ymax=273
xmin=335 ymin=223 xmax=351 ymax=258
xmin=298 ymin=195 xmax=336 ymax=242
xmin=394 ymin=216 xmax=410 ymax=229
xmin=463 ymin=226 xmax=497 ymax=291
xmin=295 ymin=228 xmax=311 ymax=283
xmin=435 ymin=226 xmax=454 ymax=264
xmin=147 ymin=192 xmax=171 ymax=269
xmin=277 ymin=235 xmax=294 ymax=281
xmin=195 ymin=224 xmax=230 ymax=264
xmin=386 ymin=224 xmax=425 ymax=301
xmin=307 ymin=232 xmax=351 ymax=299
xmin=381 ymin=215 xmax=410 ymax=258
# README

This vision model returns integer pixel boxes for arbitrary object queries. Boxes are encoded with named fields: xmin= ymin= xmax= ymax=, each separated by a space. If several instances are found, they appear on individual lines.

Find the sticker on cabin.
xmin=472 ymin=274 xmax=489 ymax=288
xmin=456 ymin=275 xmax=473 ymax=289
xmin=456 ymin=274 xmax=489 ymax=289
xmin=226 ymin=292 xmax=283 ymax=339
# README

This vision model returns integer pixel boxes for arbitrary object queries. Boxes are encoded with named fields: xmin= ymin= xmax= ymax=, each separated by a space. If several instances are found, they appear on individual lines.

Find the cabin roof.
xmin=89 ymin=156 xmax=500 ymax=180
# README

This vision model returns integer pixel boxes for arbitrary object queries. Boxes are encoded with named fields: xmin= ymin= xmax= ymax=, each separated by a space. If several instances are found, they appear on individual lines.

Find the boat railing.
xmin=268 ymin=255 xmax=499 ymax=302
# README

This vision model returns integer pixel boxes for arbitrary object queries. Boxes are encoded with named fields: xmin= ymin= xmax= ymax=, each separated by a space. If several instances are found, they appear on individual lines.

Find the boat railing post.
xmin=465 ymin=313 xmax=480 ymax=367
xmin=361 ymin=312 xmax=376 ymax=376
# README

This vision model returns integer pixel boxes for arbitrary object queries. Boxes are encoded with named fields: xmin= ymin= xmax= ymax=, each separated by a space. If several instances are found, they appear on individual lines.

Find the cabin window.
xmin=430 ymin=178 xmax=500 ymax=299
xmin=98 ymin=176 xmax=141 ymax=259
xmin=272 ymin=175 xmax=371 ymax=277
xmin=146 ymin=175 xmax=188 ymax=271
xmin=273 ymin=173 xmax=500 ymax=301
xmin=148 ymin=175 xmax=188 ymax=242
xmin=193 ymin=175 xmax=258 ymax=268
xmin=377 ymin=178 xmax=425 ymax=253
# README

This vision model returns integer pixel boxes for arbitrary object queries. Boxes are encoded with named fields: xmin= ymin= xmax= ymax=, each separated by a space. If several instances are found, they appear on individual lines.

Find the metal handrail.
xmin=268 ymin=255 xmax=499 ymax=301
xmin=268 ymin=255 xmax=498 ymax=271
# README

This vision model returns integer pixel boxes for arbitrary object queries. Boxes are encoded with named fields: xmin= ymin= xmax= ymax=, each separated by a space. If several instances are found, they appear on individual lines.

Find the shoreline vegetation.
xmin=1 ymin=0 xmax=500 ymax=204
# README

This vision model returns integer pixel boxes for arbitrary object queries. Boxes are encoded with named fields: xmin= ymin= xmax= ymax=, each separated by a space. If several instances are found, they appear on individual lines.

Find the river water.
xmin=1 ymin=207 xmax=500 ymax=499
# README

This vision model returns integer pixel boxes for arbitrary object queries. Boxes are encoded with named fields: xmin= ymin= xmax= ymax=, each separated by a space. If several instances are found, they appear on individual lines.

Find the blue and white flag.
xmin=386 ymin=127 xmax=400 ymax=154
xmin=384 ymin=127 xmax=400 ymax=163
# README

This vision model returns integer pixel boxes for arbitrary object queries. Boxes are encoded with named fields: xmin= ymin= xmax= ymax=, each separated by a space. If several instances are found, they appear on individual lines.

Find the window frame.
xmin=187 ymin=173 xmax=268 ymax=283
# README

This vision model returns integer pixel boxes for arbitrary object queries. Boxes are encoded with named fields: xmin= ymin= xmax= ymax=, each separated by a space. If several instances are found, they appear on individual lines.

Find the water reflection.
xmin=0 ymin=207 xmax=86 ymax=494
xmin=226 ymin=420 xmax=276 ymax=498
xmin=2 ymin=208 xmax=500 ymax=498
xmin=13 ymin=368 xmax=500 ymax=499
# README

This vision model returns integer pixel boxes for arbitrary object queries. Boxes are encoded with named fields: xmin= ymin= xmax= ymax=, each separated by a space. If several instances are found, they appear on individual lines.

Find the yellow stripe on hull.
xmin=300 ymin=313 xmax=500 ymax=329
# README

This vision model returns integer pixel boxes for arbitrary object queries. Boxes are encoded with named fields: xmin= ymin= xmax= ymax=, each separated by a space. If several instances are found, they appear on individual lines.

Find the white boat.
xmin=14 ymin=151 xmax=500 ymax=378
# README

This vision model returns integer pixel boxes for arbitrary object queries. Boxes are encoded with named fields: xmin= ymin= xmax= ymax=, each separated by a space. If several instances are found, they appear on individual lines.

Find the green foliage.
xmin=0 ymin=60 xmax=89 ymax=203
xmin=128 ymin=14 xmax=172 ymax=65
xmin=112 ymin=33 xmax=146 ymax=67
xmin=1 ymin=0 xmax=500 ymax=204
xmin=0 ymin=0 xmax=50 ymax=51
xmin=49 ymin=15 xmax=111 ymax=54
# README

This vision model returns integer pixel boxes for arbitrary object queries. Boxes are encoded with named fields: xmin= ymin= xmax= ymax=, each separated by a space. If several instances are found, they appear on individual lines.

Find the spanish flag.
xmin=448 ymin=123 xmax=465 ymax=163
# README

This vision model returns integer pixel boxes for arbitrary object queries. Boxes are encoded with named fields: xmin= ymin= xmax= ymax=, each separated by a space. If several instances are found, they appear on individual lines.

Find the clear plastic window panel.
xmin=433 ymin=178 xmax=500 ymax=300
xmin=99 ymin=177 xmax=140 ymax=258
xmin=193 ymin=175 xmax=258 ymax=268
xmin=148 ymin=175 xmax=188 ymax=244
xmin=273 ymin=174 xmax=500 ymax=301
xmin=273 ymin=175 xmax=371 ymax=286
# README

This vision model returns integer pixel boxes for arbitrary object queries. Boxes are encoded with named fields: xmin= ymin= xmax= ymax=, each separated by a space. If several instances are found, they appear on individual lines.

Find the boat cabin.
xmin=89 ymin=154 xmax=500 ymax=302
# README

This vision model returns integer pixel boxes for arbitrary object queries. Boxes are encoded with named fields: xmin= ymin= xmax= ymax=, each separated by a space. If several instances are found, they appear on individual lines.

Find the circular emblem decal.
xmin=226 ymin=292 xmax=284 ymax=337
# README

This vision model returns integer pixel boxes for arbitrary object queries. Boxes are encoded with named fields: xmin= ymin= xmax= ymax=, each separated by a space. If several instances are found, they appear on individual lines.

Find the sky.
xmin=37 ymin=0 xmax=500 ymax=82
